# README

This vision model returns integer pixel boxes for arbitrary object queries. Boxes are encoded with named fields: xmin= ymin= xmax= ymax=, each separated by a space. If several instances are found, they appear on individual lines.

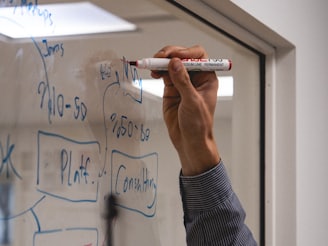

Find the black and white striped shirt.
xmin=180 ymin=162 xmax=257 ymax=246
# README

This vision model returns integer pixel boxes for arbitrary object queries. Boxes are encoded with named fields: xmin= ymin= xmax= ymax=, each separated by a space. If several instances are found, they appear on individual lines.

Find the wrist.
xmin=179 ymin=137 xmax=220 ymax=176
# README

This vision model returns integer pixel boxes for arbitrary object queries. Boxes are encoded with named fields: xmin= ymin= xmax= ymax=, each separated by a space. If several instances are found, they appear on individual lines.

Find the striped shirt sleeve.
xmin=179 ymin=161 xmax=257 ymax=246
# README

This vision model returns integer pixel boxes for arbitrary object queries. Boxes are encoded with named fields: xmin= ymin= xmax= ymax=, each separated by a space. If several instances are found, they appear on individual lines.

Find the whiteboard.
xmin=0 ymin=0 xmax=262 ymax=245
xmin=0 ymin=6 xmax=186 ymax=245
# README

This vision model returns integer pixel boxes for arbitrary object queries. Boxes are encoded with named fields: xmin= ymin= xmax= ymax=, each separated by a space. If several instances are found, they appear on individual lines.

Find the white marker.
xmin=129 ymin=58 xmax=232 ymax=71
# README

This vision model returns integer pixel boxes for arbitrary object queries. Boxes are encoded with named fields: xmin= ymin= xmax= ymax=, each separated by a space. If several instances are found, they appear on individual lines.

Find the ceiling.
xmin=1 ymin=0 xmax=233 ymax=120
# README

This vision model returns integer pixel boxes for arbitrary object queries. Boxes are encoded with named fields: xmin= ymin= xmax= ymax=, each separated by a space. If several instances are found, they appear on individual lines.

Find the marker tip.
xmin=129 ymin=61 xmax=137 ymax=66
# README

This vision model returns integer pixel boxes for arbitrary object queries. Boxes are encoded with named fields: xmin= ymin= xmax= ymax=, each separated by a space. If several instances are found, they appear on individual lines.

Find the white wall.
xmin=231 ymin=1 xmax=328 ymax=245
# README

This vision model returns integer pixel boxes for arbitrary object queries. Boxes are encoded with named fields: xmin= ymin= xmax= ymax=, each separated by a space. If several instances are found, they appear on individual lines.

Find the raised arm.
xmin=152 ymin=45 xmax=257 ymax=245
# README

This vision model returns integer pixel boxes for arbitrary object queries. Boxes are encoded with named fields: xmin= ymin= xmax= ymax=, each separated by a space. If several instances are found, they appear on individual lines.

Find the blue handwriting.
xmin=122 ymin=56 xmax=143 ymax=102
xmin=99 ymin=63 xmax=111 ymax=80
xmin=37 ymin=81 xmax=87 ymax=124
xmin=109 ymin=112 xmax=150 ymax=141
xmin=37 ymin=130 xmax=100 ymax=203
xmin=61 ymin=148 xmax=90 ymax=186
xmin=42 ymin=39 xmax=64 ymax=58
xmin=0 ymin=134 xmax=22 ymax=180
xmin=12 ymin=0 xmax=54 ymax=26
xmin=110 ymin=150 xmax=158 ymax=217
xmin=97 ymin=57 xmax=151 ymax=177
xmin=115 ymin=165 xmax=156 ymax=194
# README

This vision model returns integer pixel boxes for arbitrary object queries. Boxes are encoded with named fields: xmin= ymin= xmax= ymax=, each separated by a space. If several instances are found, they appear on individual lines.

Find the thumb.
xmin=168 ymin=58 xmax=196 ymax=100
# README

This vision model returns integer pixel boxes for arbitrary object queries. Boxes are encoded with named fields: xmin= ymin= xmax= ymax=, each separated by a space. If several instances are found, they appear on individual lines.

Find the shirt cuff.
xmin=179 ymin=161 xmax=233 ymax=212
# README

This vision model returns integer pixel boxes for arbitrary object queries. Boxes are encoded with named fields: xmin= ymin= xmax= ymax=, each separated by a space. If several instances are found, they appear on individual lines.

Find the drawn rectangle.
xmin=33 ymin=227 xmax=98 ymax=246
xmin=111 ymin=149 xmax=158 ymax=217
xmin=37 ymin=130 xmax=100 ymax=202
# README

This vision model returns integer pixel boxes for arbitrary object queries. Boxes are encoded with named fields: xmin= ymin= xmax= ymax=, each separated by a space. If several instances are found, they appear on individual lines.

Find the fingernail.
xmin=156 ymin=50 xmax=165 ymax=56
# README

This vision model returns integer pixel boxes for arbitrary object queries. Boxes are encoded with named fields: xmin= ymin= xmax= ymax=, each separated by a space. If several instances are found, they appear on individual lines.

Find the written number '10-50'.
xmin=38 ymin=81 xmax=87 ymax=123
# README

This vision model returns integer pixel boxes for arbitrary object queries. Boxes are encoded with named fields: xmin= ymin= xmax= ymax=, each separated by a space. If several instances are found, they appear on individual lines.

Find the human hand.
xmin=151 ymin=45 xmax=220 ymax=176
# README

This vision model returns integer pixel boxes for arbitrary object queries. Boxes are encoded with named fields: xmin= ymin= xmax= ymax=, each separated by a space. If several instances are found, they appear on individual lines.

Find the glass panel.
xmin=0 ymin=0 xmax=261 ymax=245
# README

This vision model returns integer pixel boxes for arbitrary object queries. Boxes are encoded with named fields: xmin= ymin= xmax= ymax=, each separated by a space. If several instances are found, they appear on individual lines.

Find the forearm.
xmin=179 ymin=161 xmax=257 ymax=246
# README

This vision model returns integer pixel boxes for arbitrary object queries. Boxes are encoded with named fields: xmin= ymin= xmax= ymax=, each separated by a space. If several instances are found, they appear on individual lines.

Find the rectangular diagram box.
xmin=111 ymin=149 xmax=158 ymax=217
xmin=33 ymin=227 xmax=98 ymax=246
xmin=37 ymin=130 xmax=101 ymax=202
